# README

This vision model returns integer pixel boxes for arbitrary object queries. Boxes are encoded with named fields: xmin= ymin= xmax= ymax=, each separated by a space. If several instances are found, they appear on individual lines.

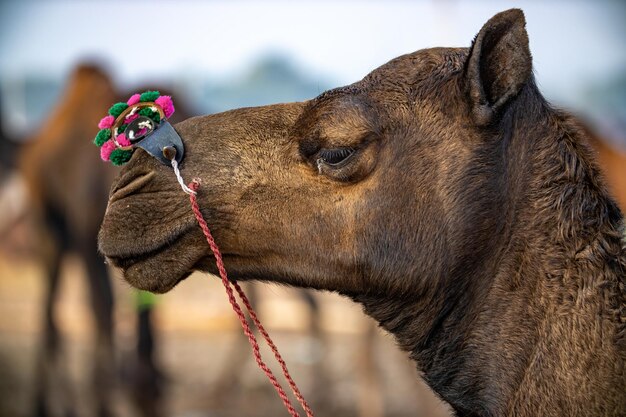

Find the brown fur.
xmin=99 ymin=10 xmax=626 ymax=417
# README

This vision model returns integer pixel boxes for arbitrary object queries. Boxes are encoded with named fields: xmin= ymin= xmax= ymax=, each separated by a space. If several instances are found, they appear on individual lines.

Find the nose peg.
xmin=162 ymin=146 xmax=177 ymax=161
xmin=135 ymin=121 xmax=185 ymax=165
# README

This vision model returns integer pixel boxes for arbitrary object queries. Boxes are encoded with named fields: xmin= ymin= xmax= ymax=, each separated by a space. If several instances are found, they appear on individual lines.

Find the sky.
xmin=0 ymin=0 xmax=625 ymax=109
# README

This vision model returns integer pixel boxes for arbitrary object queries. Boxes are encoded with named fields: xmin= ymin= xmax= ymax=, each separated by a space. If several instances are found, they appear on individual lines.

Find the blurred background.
xmin=0 ymin=1 xmax=624 ymax=417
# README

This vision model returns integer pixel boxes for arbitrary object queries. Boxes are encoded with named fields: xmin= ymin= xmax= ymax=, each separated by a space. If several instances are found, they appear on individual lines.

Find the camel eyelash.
xmin=317 ymin=147 xmax=355 ymax=166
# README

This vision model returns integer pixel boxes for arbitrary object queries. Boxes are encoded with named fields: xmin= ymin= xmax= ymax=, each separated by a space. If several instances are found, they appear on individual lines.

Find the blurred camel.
xmin=15 ymin=64 xmax=169 ymax=417
xmin=18 ymin=64 xmax=119 ymax=417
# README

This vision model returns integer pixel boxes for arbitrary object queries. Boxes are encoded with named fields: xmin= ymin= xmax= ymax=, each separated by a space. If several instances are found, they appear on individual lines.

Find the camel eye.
xmin=317 ymin=147 xmax=355 ymax=166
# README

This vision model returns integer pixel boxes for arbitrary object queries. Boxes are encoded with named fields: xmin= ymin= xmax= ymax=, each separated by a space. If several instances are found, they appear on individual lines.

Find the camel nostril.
xmin=110 ymin=171 xmax=155 ymax=203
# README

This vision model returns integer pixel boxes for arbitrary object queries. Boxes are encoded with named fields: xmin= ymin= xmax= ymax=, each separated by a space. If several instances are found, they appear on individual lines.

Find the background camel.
xmin=15 ymin=65 xmax=177 ymax=417
xmin=99 ymin=9 xmax=626 ymax=417
xmin=19 ymin=64 xmax=119 ymax=417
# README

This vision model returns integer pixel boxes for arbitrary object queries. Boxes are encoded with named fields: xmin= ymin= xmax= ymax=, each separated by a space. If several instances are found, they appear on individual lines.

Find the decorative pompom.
xmin=139 ymin=107 xmax=160 ymax=123
xmin=117 ymin=133 xmax=131 ymax=147
xmin=94 ymin=128 xmax=111 ymax=146
xmin=98 ymin=115 xmax=115 ymax=129
xmin=155 ymin=95 xmax=175 ymax=118
xmin=95 ymin=91 xmax=177 ymax=166
xmin=110 ymin=149 xmax=133 ymax=166
xmin=100 ymin=140 xmax=116 ymax=161
xmin=127 ymin=93 xmax=141 ymax=106
xmin=140 ymin=91 xmax=160 ymax=103
xmin=108 ymin=102 xmax=129 ymax=118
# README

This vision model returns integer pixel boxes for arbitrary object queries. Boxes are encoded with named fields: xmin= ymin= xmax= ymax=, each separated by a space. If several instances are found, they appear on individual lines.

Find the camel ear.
xmin=465 ymin=9 xmax=532 ymax=126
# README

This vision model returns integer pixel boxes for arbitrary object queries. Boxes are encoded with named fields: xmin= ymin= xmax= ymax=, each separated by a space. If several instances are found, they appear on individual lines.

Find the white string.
xmin=171 ymin=159 xmax=197 ymax=195
xmin=125 ymin=106 xmax=139 ymax=119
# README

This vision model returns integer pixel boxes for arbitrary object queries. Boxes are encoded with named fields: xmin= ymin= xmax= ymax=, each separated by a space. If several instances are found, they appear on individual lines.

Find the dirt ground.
xmin=0 ymin=243 xmax=451 ymax=417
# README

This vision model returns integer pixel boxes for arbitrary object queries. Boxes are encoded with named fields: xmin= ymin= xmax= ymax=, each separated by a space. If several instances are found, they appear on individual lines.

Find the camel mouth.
xmin=103 ymin=229 xmax=202 ymax=293
xmin=104 ymin=228 xmax=183 ymax=270
xmin=98 ymin=214 xmax=196 ymax=259
xmin=106 ymin=244 xmax=163 ymax=270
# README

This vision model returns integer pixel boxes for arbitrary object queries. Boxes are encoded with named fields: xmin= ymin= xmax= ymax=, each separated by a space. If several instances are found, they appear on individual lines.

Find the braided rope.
xmin=233 ymin=282 xmax=315 ymax=417
xmin=188 ymin=180 xmax=314 ymax=417
xmin=171 ymin=159 xmax=196 ymax=195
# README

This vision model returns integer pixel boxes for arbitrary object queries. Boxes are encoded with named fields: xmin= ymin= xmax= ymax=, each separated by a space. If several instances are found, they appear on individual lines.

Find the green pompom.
xmin=94 ymin=129 xmax=111 ymax=146
xmin=118 ymin=124 xmax=127 ymax=133
xmin=139 ymin=91 xmax=160 ymax=102
xmin=108 ymin=102 xmax=129 ymax=118
xmin=109 ymin=149 xmax=133 ymax=166
xmin=139 ymin=107 xmax=161 ymax=123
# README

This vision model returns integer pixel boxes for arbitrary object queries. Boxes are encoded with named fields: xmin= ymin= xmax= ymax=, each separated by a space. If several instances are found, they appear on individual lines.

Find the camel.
xmin=98 ymin=9 xmax=626 ymax=417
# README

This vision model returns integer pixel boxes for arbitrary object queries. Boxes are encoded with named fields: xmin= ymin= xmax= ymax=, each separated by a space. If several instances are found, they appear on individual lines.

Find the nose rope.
xmin=172 ymin=165 xmax=314 ymax=417
xmin=170 ymin=159 xmax=196 ymax=195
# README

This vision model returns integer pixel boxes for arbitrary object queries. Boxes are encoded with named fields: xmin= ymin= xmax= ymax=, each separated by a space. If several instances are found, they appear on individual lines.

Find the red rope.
xmin=188 ymin=180 xmax=314 ymax=417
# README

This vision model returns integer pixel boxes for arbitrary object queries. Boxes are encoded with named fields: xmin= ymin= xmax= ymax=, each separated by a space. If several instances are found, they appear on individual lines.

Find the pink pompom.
xmin=127 ymin=93 xmax=141 ymax=106
xmin=116 ymin=133 xmax=131 ymax=147
xmin=100 ymin=140 xmax=116 ymax=161
xmin=98 ymin=115 xmax=115 ymax=129
xmin=155 ymin=95 xmax=175 ymax=118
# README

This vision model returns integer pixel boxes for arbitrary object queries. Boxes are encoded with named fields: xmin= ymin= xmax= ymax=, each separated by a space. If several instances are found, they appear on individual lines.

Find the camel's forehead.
xmin=309 ymin=47 xmax=468 ymax=114
xmin=356 ymin=47 xmax=468 ymax=96
xmin=371 ymin=47 xmax=467 ymax=77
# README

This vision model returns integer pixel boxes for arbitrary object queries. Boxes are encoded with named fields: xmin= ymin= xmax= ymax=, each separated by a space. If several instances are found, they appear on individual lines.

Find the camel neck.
xmin=353 ymin=229 xmax=624 ymax=417
xmin=351 ymin=261 xmax=534 ymax=416
xmin=351 ymin=101 xmax=626 ymax=417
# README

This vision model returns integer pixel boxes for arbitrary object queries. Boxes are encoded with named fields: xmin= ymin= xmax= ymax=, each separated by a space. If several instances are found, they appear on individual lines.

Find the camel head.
xmin=98 ymin=9 xmax=533 ymax=295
